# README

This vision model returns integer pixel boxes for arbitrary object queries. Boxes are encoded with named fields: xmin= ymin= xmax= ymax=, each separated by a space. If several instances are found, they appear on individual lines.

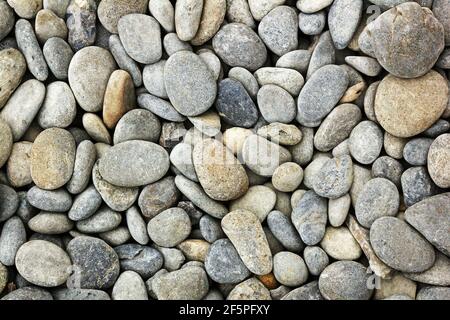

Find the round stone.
xmin=254 ymin=67 xmax=304 ymax=97
xmin=149 ymin=0 xmax=174 ymax=32
xmin=428 ymin=134 xmax=450 ymax=188
xmin=174 ymin=0 xmax=203 ymax=41
xmin=257 ymin=123 xmax=302 ymax=146
xmin=97 ymin=0 xmax=148 ymax=33
xmin=112 ymin=271 xmax=148 ymax=300
xmin=402 ymin=167 xmax=437 ymax=207
xmin=147 ymin=208 xmax=191 ymax=248
xmin=296 ymin=0 xmax=333 ymax=13
xmin=30 ymin=128 xmax=76 ymax=190
xmin=299 ymin=11 xmax=326 ymax=36
xmin=257 ymin=85 xmax=297 ymax=124
xmin=372 ymin=156 xmax=403 ymax=186
xmin=303 ymin=246 xmax=329 ymax=276
xmin=76 ymin=206 xmax=122 ymax=233
xmin=313 ymin=155 xmax=353 ymax=199
xmin=113 ymin=109 xmax=160 ymax=145
xmin=164 ymin=51 xmax=217 ymax=117
xmin=115 ymin=244 xmax=163 ymax=278
xmin=0 ymin=216 xmax=26 ymax=266
xmin=137 ymin=93 xmax=185 ymax=122
xmin=68 ymin=185 xmax=102 ymax=221
xmin=199 ymin=215 xmax=224 ymax=243
xmin=43 ymin=37 xmax=73 ymax=80
xmin=0 ymin=184 xmax=19 ymax=222
xmin=349 ymin=121 xmax=383 ymax=165
xmin=403 ymin=138 xmax=433 ymax=166
xmin=228 ymin=67 xmax=259 ymax=98
xmin=355 ymin=178 xmax=399 ymax=228
xmin=320 ymin=226 xmax=362 ymax=260
xmin=230 ymin=185 xmax=276 ymax=222
xmin=142 ymin=60 xmax=167 ymax=99
xmin=28 ymin=212 xmax=73 ymax=234
xmin=273 ymin=252 xmax=308 ymax=287
xmin=328 ymin=194 xmax=351 ymax=227
xmin=374 ymin=71 xmax=448 ymax=138
xmin=319 ymin=261 xmax=373 ymax=300
xmin=0 ymin=48 xmax=26 ymax=109
xmin=15 ymin=240 xmax=71 ymax=287
xmin=0 ymin=1 xmax=14 ymax=41
xmin=272 ymin=162 xmax=303 ymax=192
xmin=370 ymin=217 xmax=436 ymax=273
xmin=212 ymin=23 xmax=267 ymax=71
xmin=99 ymin=140 xmax=169 ymax=187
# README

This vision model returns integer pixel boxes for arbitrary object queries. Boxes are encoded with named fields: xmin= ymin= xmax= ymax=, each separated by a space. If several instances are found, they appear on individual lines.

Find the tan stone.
xmin=177 ymin=239 xmax=210 ymax=262
xmin=82 ymin=113 xmax=112 ymax=144
xmin=6 ymin=142 xmax=33 ymax=188
xmin=191 ymin=0 xmax=226 ymax=46
xmin=35 ymin=9 xmax=68 ymax=43
xmin=428 ymin=134 xmax=450 ymax=188
xmin=0 ymin=49 xmax=26 ymax=109
xmin=374 ymin=273 xmax=417 ymax=300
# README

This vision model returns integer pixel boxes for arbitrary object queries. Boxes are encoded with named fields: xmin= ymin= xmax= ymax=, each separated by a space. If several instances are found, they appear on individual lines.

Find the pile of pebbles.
xmin=0 ymin=0 xmax=449 ymax=301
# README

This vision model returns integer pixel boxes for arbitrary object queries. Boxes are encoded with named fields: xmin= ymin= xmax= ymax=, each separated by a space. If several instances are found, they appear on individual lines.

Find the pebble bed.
xmin=0 ymin=0 xmax=449 ymax=301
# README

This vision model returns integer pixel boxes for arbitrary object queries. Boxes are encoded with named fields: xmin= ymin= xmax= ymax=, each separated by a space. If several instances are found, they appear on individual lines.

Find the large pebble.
xmin=27 ymin=187 xmax=72 ymax=212
xmin=0 ymin=48 xmax=26 ymax=109
xmin=306 ymin=31 xmax=335 ymax=79
xmin=43 ymin=37 xmax=73 ymax=80
xmin=137 ymin=93 xmax=185 ymax=122
xmin=257 ymin=85 xmax=296 ymax=124
xmin=68 ymin=186 xmax=102 ymax=221
xmin=227 ymin=278 xmax=271 ymax=300
xmin=328 ymin=0 xmax=363 ymax=50
xmin=149 ymin=0 xmax=174 ymax=32
xmin=112 ymin=271 xmax=148 ymax=300
xmin=35 ymin=9 xmax=67 ymax=43
xmin=296 ymin=0 xmax=333 ymax=13
xmin=403 ymin=138 xmax=433 ymax=166
xmin=28 ymin=212 xmax=73 ymax=234
xmin=313 ymin=155 xmax=353 ymax=199
xmin=248 ymin=0 xmax=285 ymax=20
xmin=303 ymin=246 xmax=329 ymax=276
xmin=174 ymin=0 xmax=203 ymax=41
xmin=37 ymin=82 xmax=76 ymax=129
xmin=428 ymin=134 xmax=450 ymax=188
xmin=0 ymin=1 xmax=14 ymax=41
xmin=320 ymin=226 xmax=361 ymax=260
xmin=191 ymin=0 xmax=226 ymax=45
xmin=405 ymin=252 xmax=450 ymax=287
xmin=76 ymin=206 xmax=122 ymax=233
xmin=401 ymin=167 xmax=437 ymax=207
xmin=66 ymin=0 xmax=97 ymax=51
xmin=273 ymin=252 xmax=308 ymax=287
xmin=349 ymin=121 xmax=383 ymax=165
xmin=147 ymin=208 xmax=191 ymax=248
xmin=1 ymin=287 xmax=52 ymax=300
xmin=372 ymin=156 xmax=403 ymax=187
xmin=267 ymin=211 xmax=304 ymax=252
xmin=115 ymin=244 xmax=163 ymax=278
xmin=6 ymin=142 xmax=33 ymax=188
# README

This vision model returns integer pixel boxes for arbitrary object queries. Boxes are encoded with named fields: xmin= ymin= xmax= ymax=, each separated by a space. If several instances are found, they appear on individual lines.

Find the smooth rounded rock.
xmin=320 ymin=226 xmax=361 ymax=260
xmin=191 ymin=0 xmax=226 ymax=46
xmin=428 ymin=134 xmax=450 ymax=188
xmin=68 ymin=186 xmax=102 ymax=221
xmin=112 ymin=271 xmax=148 ymax=300
xmin=66 ymin=140 xmax=97 ymax=194
xmin=147 ymin=208 xmax=191 ymax=248
xmin=38 ymin=82 xmax=76 ymax=129
xmin=6 ymin=142 xmax=33 ymax=188
xmin=349 ymin=121 xmax=383 ymax=165
xmin=328 ymin=0 xmax=363 ymax=50
xmin=313 ymin=155 xmax=353 ymax=199
xmin=43 ymin=37 xmax=73 ymax=80
xmin=372 ymin=156 xmax=403 ymax=187
xmin=27 ymin=187 xmax=72 ymax=212
xmin=28 ymin=212 xmax=73 ymax=234
xmin=0 ymin=184 xmax=19 ymax=222
xmin=303 ymin=246 xmax=329 ymax=276
xmin=174 ymin=0 xmax=203 ymax=41
xmin=126 ymin=206 xmax=149 ymax=245
xmin=257 ymin=85 xmax=297 ymax=124
xmin=273 ymin=252 xmax=308 ymax=287
xmin=115 ymin=244 xmax=163 ymax=278
xmin=35 ymin=9 xmax=68 ymax=43
xmin=0 ymin=216 xmax=26 ymax=266
xmin=97 ymin=0 xmax=148 ymax=34
xmin=230 ymin=185 xmax=276 ymax=222
xmin=0 ymin=48 xmax=26 ymax=109
xmin=76 ymin=207 xmax=122 ymax=234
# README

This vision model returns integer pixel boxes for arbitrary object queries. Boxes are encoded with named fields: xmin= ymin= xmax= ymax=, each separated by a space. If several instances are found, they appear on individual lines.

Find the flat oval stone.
xmin=291 ymin=190 xmax=328 ymax=246
xmin=165 ymin=51 xmax=217 ymax=117
xmin=99 ymin=140 xmax=169 ymax=187
xmin=191 ymin=0 xmax=226 ymax=45
xmin=76 ymin=206 xmax=122 ymax=233
xmin=6 ymin=142 xmax=33 ymax=188
xmin=257 ymin=123 xmax=302 ymax=146
xmin=126 ymin=206 xmax=149 ymax=245
xmin=0 ymin=48 xmax=26 ymax=109
xmin=113 ymin=109 xmax=160 ymax=145
xmin=1 ymin=287 xmax=52 ymax=300
xmin=372 ymin=156 xmax=403 ymax=187
xmin=258 ymin=6 xmax=298 ymax=56
xmin=199 ymin=215 xmax=224 ymax=243
xmin=149 ymin=0 xmax=174 ymax=32
xmin=15 ymin=240 xmax=71 ymax=287
xmin=375 ymin=71 xmax=448 ymax=138
xmin=257 ymin=84 xmax=296 ymax=124
xmin=66 ymin=140 xmax=97 ymax=194
xmin=299 ymin=11 xmax=326 ymax=36
xmin=303 ymin=246 xmax=329 ymax=276
xmin=0 ymin=184 xmax=19 ymax=222
xmin=320 ymin=226 xmax=361 ymax=260
xmin=272 ymin=162 xmax=303 ymax=192
xmin=355 ymin=178 xmax=399 ymax=228
xmin=138 ymin=176 xmax=179 ymax=220
xmin=328 ymin=0 xmax=363 ymax=50
xmin=230 ymin=185 xmax=276 ymax=222
xmin=273 ymin=251 xmax=308 ymax=287
xmin=97 ymin=0 xmax=148 ymax=33
xmin=215 ymin=78 xmax=258 ymax=128
xmin=267 ymin=210 xmax=304 ymax=252
xmin=147 ymin=208 xmax=191 ymax=247
xmin=225 ymin=0 xmax=255 ymax=28
xmin=306 ymin=31 xmax=335 ymax=79
xmin=118 ymin=14 xmax=161 ymax=64
xmin=0 ymin=216 xmax=26 ymax=266
xmin=428 ymin=134 xmax=450 ymax=188
xmin=112 ymin=270 xmax=148 ymax=300
xmin=143 ymin=60 xmax=167 ymax=99
xmin=35 ymin=9 xmax=68 ymax=43
xmin=27 ymin=186 xmax=72 ymax=212
xmin=30 ymin=128 xmax=75 ymax=190
xmin=370 ymin=216 xmax=436 ymax=272
xmin=68 ymin=46 xmax=117 ymax=112
xmin=359 ymin=2 xmax=445 ymax=78
xmin=43 ymin=37 xmax=73 ymax=80
xmin=67 ymin=236 xmax=120 ymax=289
xmin=297 ymin=65 xmax=349 ymax=126
xmin=212 ymin=23 xmax=267 ymax=71
xmin=68 ymin=185 xmax=102 ymax=221
xmin=28 ymin=212 xmax=73 ymax=234
xmin=0 ymin=79 xmax=46 ymax=141
xmin=193 ymin=139 xmax=249 ymax=201
xmin=174 ymin=0 xmax=203 ymax=41
xmin=254 ymin=68 xmax=304 ymax=97
xmin=403 ymin=138 xmax=433 ymax=166
xmin=319 ymin=261 xmax=373 ymax=300
xmin=313 ymin=155 xmax=353 ymax=200
xmin=137 ymin=93 xmax=185 ymax=122
xmin=221 ymin=209 xmax=273 ymax=275
xmin=404 ymin=252 xmax=450 ymax=286
xmin=349 ymin=121 xmax=383 ymax=165
xmin=405 ymin=193 xmax=450 ymax=256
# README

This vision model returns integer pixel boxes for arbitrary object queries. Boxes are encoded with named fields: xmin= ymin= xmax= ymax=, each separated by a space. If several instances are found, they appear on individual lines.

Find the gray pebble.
xmin=0 ymin=216 xmax=26 ymax=266
xmin=424 ymin=119 xmax=450 ymax=138
xmin=417 ymin=286 xmax=450 ymax=300
xmin=147 ymin=208 xmax=191 ymax=248
xmin=1 ymin=287 xmax=53 ymax=300
xmin=137 ymin=93 xmax=186 ymax=122
xmin=37 ymin=82 xmax=76 ymax=129
xmin=282 ymin=281 xmax=323 ymax=300
xmin=174 ymin=0 xmax=203 ymax=41
xmin=143 ymin=60 xmax=167 ymax=99
xmin=306 ymin=31 xmax=335 ymax=79
xmin=113 ymin=109 xmax=161 ymax=145
xmin=225 ymin=0 xmax=255 ymax=28
xmin=76 ymin=206 xmax=122 ymax=233
xmin=403 ymin=138 xmax=433 ymax=166
xmin=254 ymin=67 xmax=304 ymax=97
xmin=126 ymin=206 xmax=149 ymax=245
xmin=257 ymin=84 xmax=297 ymax=124
xmin=401 ymin=167 xmax=437 ymax=207
xmin=109 ymin=35 xmax=142 ymax=87
xmin=0 ymin=184 xmax=19 ymax=222
xmin=276 ymin=50 xmax=311 ymax=73
xmin=53 ymin=288 xmax=110 ymax=300
xmin=115 ymin=244 xmax=164 ymax=279
xmin=28 ymin=212 xmax=74 ymax=234
xmin=273 ymin=251 xmax=308 ymax=287
xmin=170 ymin=143 xmax=198 ymax=182
xmin=99 ymin=226 xmax=131 ymax=247
xmin=163 ymin=32 xmax=192 ymax=56
xmin=67 ymin=140 xmax=97 ymax=194
xmin=154 ymin=245 xmax=185 ymax=271
xmin=296 ymin=0 xmax=334 ymax=13
xmin=27 ymin=187 xmax=72 ymax=212
xmin=371 ymin=156 xmax=403 ymax=187
xmin=289 ymin=126 xmax=314 ymax=166
xmin=345 ymin=56 xmax=382 ymax=77
xmin=112 ymin=270 xmax=148 ymax=300
xmin=138 ymin=176 xmax=180 ymax=219
xmin=199 ymin=215 xmax=225 ymax=243
xmin=267 ymin=210 xmax=304 ymax=252
xmin=405 ymin=252 xmax=450 ymax=287
xmin=313 ymin=155 xmax=354 ymax=199
xmin=303 ymin=246 xmax=329 ymax=276
xmin=0 ymin=1 xmax=14 ymax=41
xmin=349 ymin=121 xmax=383 ymax=165
xmin=328 ymin=0 xmax=363 ymax=50
xmin=299 ymin=11 xmax=326 ymax=36
xmin=364 ymin=81 xmax=380 ymax=123
xmin=149 ymin=0 xmax=174 ymax=32
xmin=228 ymin=67 xmax=260 ymax=98
xmin=328 ymin=194 xmax=350 ymax=227
xmin=68 ymin=186 xmax=102 ymax=221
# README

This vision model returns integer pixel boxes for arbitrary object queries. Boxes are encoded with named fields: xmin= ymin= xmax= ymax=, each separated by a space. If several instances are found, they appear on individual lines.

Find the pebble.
xmin=191 ymin=0 xmax=226 ymax=46
xmin=320 ymin=226 xmax=362 ymax=260
xmin=216 ymin=78 xmax=258 ymax=128
xmin=328 ymin=194 xmax=350 ymax=227
xmin=0 ymin=1 xmax=14 ymax=41
xmin=299 ymin=11 xmax=326 ymax=36
xmin=405 ymin=193 xmax=450 ymax=256
xmin=213 ymin=23 xmax=267 ymax=71
xmin=424 ymin=119 xmax=450 ymax=138
xmin=97 ymin=0 xmax=148 ymax=34
xmin=15 ymin=19 xmax=48 ymax=81
xmin=0 ymin=118 xmax=13 ymax=169
xmin=306 ymin=31 xmax=335 ymax=79
xmin=0 ymin=48 xmax=26 ymax=109
xmin=291 ymin=190 xmax=328 ymax=246
xmin=255 ymin=68 xmax=304 ymax=97
xmin=112 ymin=271 xmax=148 ymax=300
xmin=169 ymin=143 xmax=198 ymax=182
xmin=296 ymin=0 xmax=333 ymax=13
xmin=199 ymin=215 xmax=224 ymax=243
xmin=289 ymin=126 xmax=314 ymax=166
xmin=163 ymin=32 xmax=192 ymax=56
xmin=0 ymin=216 xmax=26 ymax=266
xmin=30 ymin=128 xmax=75 ymax=190
xmin=303 ymin=246 xmax=329 ymax=276
xmin=1 ymin=287 xmax=52 ymax=300
xmin=313 ymin=155 xmax=353 ymax=199
xmin=297 ymin=65 xmax=349 ymax=126
xmin=228 ymin=67 xmax=259 ymax=98
xmin=267 ymin=210 xmax=304 ymax=252
xmin=257 ymin=123 xmax=302 ymax=146
xmin=188 ymin=111 xmax=221 ymax=137
xmin=349 ymin=121 xmax=383 ymax=165
xmin=257 ymin=84 xmax=297 ymax=124
xmin=177 ymin=239 xmax=210 ymax=262
xmin=115 ymin=109 xmax=161 ymax=144
xmin=143 ymin=60 xmax=167 ymax=99
xmin=225 ymin=0 xmax=255 ymax=28
xmin=374 ymin=273 xmax=417 ymax=300
xmin=384 ymin=132 xmax=407 ymax=160
xmin=37 ymin=82 xmax=76 ymax=129
xmin=165 ymin=51 xmax=217 ymax=117
xmin=319 ymin=261 xmax=373 ymax=300
xmin=375 ymin=71 xmax=448 ymax=138
xmin=149 ymin=0 xmax=174 ymax=32
xmin=66 ymin=140 xmax=96 ymax=194
xmin=1 ymin=79 xmax=46 ymax=141
xmin=15 ymin=240 xmax=71 ymax=287
xmin=272 ymin=162 xmax=303 ymax=192
xmin=428 ymin=134 xmax=450 ymax=188
xmin=372 ymin=156 xmax=403 ymax=187
xmin=303 ymin=154 xmax=332 ymax=189
xmin=76 ymin=206 xmax=122 ymax=233
xmin=6 ymin=142 xmax=32 ymax=188
xmin=42 ymin=38 xmax=73 ymax=80
xmin=115 ymin=244 xmax=163 ymax=278
xmin=370 ymin=217 xmax=435 ymax=272
xmin=350 ymin=164 xmax=372 ymax=207
xmin=328 ymin=0 xmax=363 ymax=50
xmin=27 ymin=187 xmax=72 ymax=212
xmin=355 ymin=177 xmax=400 ymax=228
xmin=28 ymin=212 xmax=73 ymax=234
xmin=360 ymin=2 xmax=444 ymax=78
xmin=416 ymin=286 xmax=450 ymax=300
xmin=345 ymin=56 xmax=382 ymax=77
xmin=405 ymin=252 xmax=450 ymax=286
xmin=227 ymin=277 xmax=271 ymax=300
xmin=67 ymin=236 xmax=120 ymax=289
xmin=258 ymin=6 xmax=298 ymax=56
xmin=137 ymin=93 xmax=185 ymax=122
xmin=7 ymin=0 xmax=42 ymax=18
xmin=147 ymin=208 xmax=191 ymax=248
xmin=174 ymin=0 xmax=203 ymax=41
xmin=276 ymin=50 xmax=311 ymax=73
xmin=125 ymin=206 xmax=149 ymax=245
xmin=401 ymin=167 xmax=437 ymax=207
xmin=35 ymin=9 xmax=67 ymax=43
xmin=68 ymin=186 xmax=102 ymax=221
xmin=155 ymin=245 xmax=185 ymax=271
xmin=273 ymin=252 xmax=308 ymax=287
xmin=66 ymin=0 xmax=97 ymax=51
xmin=53 ymin=288 xmax=110 ymax=301
xmin=108 ymin=36 xmax=141 ymax=87
xmin=43 ymin=0 xmax=69 ymax=18
xmin=230 ymin=185 xmax=276 ymax=222
xmin=0 ymin=185 xmax=19 ymax=223
xmin=248 ymin=0 xmax=285 ymax=21
xmin=99 ymin=226 xmax=131 ymax=247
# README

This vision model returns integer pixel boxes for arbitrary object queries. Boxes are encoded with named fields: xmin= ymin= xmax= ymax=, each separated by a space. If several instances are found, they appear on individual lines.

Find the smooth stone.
xmin=66 ymin=140 xmax=96 ymax=194
xmin=27 ymin=187 xmax=72 ymax=212
xmin=401 ymin=167 xmax=437 ymax=207
xmin=149 ymin=0 xmax=174 ymax=32
xmin=258 ymin=6 xmax=298 ymax=56
xmin=28 ymin=212 xmax=73 ymax=234
xmin=1 ymin=287 xmax=52 ymax=300
xmin=297 ymin=65 xmax=349 ymax=126
xmin=273 ymin=252 xmax=308 ymax=287
xmin=345 ymin=56 xmax=382 ymax=77
xmin=67 ymin=236 xmax=120 ymax=289
xmin=0 ymin=184 xmax=19 ymax=222
xmin=227 ymin=277 xmax=271 ymax=300
xmin=215 ymin=78 xmax=258 ymax=128
xmin=15 ymin=240 xmax=71 ymax=287
xmin=188 ymin=111 xmax=221 ymax=137
xmin=154 ymin=245 xmax=185 ymax=271
xmin=225 ymin=0 xmax=255 ymax=28
xmin=0 ymin=48 xmax=26 ymax=109
xmin=242 ymin=134 xmax=292 ymax=177
xmin=405 ymin=252 xmax=450 ymax=286
xmin=97 ymin=226 xmax=130 ymax=247
xmin=271 ymin=162 xmax=302 ymax=193
xmin=1 ymin=80 xmax=45 ymax=141
xmin=112 ymin=271 xmax=147 ymax=300
xmin=147 ymin=208 xmax=191 ymax=248
xmin=174 ymin=0 xmax=203 ymax=41
xmin=332 ymin=140 xmax=350 ymax=158
xmin=0 ymin=216 xmax=26 ymax=266
xmin=428 ymin=134 xmax=450 ymax=188
xmin=15 ymin=19 xmax=48 ymax=81
xmin=97 ymin=0 xmax=148 ymax=34
xmin=405 ymin=193 xmax=450 ymax=256
xmin=43 ymin=0 xmax=69 ymax=18
xmin=42 ymin=37 xmax=73 ymax=80
xmin=320 ymin=226 xmax=361 ymax=260
xmin=37 ymin=82 xmax=76 ymax=129
xmin=169 ymin=143 xmax=198 ymax=182
xmin=109 ymin=35 xmax=141 ymax=86
xmin=68 ymin=186 xmax=102 ymax=221
xmin=306 ymin=31 xmax=335 ymax=79
xmin=364 ymin=81 xmax=380 ymax=123
xmin=228 ymin=67 xmax=259 ymax=98
xmin=76 ymin=206 xmax=122 ymax=233
xmin=7 ymin=0 xmax=42 ymax=18
xmin=403 ymin=138 xmax=432 ymax=166
xmin=291 ymin=190 xmax=327 ymax=246
xmin=298 ymin=11 xmax=325 ymax=36
xmin=153 ymin=266 xmax=209 ymax=300
xmin=191 ymin=0 xmax=226 ymax=45
xmin=82 ymin=115 xmax=110 ymax=141
xmin=328 ymin=0 xmax=363 ymax=50
xmin=313 ymin=155 xmax=353 ymax=199
xmin=360 ymin=2 xmax=445 ymax=78
xmin=356 ymin=177 xmax=399 ymax=229
xmin=165 ymin=51 xmax=217 ymax=117
xmin=372 ymin=156 xmax=403 ymax=187
xmin=113 ymin=109 xmax=160 ymax=145
xmin=276 ymin=50 xmax=311 ymax=73
xmin=30 ymin=128 xmax=75 ymax=190
xmin=416 ymin=286 xmax=450 ymax=300
xmin=289 ymin=127 xmax=314 ymax=166
xmin=53 ymin=288 xmax=110 ymax=300
xmin=350 ymin=164 xmax=372 ymax=207
xmin=125 ymin=206 xmax=148 ymax=245
xmin=222 ymin=209 xmax=273 ymax=275
xmin=0 ymin=1 xmax=14 ymax=41
xmin=296 ymin=0 xmax=333 ymax=13
xmin=92 ymin=161 xmax=138 ymax=212
xmin=213 ymin=23 xmax=267 ymax=71
xmin=99 ymin=140 xmax=169 ymax=187
xmin=257 ymin=123 xmax=302 ymax=146
xmin=255 ymin=68 xmax=304 ymax=97
xmin=35 ymin=9 xmax=67 ymax=43
xmin=257 ymin=84 xmax=296 ymax=124
xmin=198 ymin=216 xmax=223 ymax=244
xmin=143 ymin=60 xmax=167 ymax=99
xmin=303 ymin=246 xmax=329 ymax=276
xmin=230 ymin=185 xmax=276 ymax=222
xmin=384 ymin=132 xmax=407 ymax=160
xmin=302 ymin=154 xmax=332 ymax=189
xmin=115 ymin=244 xmax=163 ymax=278
xmin=248 ymin=0 xmax=285 ymax=20
xmin=137 ymin=93 xmax=185 ymax=122
xmin=370 ymin=217 xmax=436 ymax=272
xmin=138 ymin=176 xmax=179 ymax=219
xmin=193 ymin=139 xmax=249 ymax=201
xmin=319 ymin=261 xmax=373 ymax=300
xmin=163 ymin=32 xmax=192 ymax=56
xmin=268 ymin=183 xmax=292 ymax=216
xmin=267 ymin=210 xmax=303 ymax=252
xmin=349 ymin=121 xmax=383 ymax=165
xmin=424 ymin=119 xmax=450 ymax=138
xmin=6 ymin=142 xmax=32 ymax=188
xmin=0 ymin=118 xmax=12 ymax=169
xmin=177 ymin=239 xmax=210 ymax=262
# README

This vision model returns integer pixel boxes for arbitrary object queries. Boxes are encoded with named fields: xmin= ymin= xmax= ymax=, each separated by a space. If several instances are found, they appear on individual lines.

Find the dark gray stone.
xmin=401 ymin=167 xmax=438 ymax=207
xmin=267 ymin=210 xmax=304 ymax=252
